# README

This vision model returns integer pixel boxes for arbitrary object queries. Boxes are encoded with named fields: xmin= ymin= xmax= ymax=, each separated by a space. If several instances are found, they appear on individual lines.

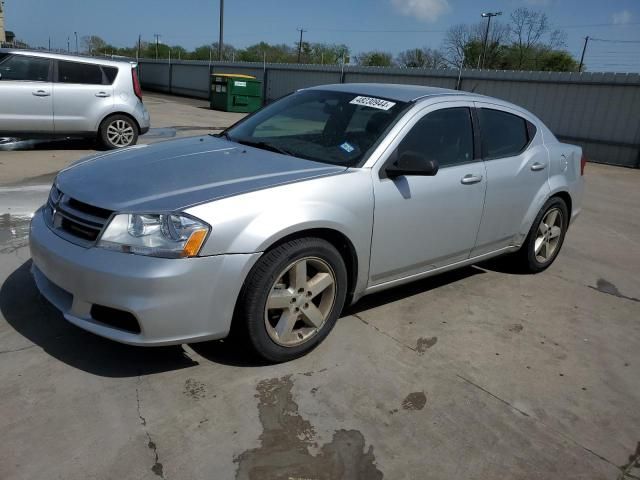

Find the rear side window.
xmin=478 ymin=108 xmax=531 ymax=159
xmin=0 ymin=55 xmax=50 ymax=81
xmin=397 ymin=107 xmax=475 ymax=168
xmin=58 ymin=60 xmax=104 ymax=85
xmin=103 ymin=66 xmax=118 ymax=84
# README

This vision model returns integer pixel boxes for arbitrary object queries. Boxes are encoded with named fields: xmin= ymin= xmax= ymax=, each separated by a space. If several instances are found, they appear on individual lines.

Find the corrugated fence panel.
xmin=266 ymin=68 xmax=341 ymax=101
xmin=137 ymin=59 xmax=640 ymax=167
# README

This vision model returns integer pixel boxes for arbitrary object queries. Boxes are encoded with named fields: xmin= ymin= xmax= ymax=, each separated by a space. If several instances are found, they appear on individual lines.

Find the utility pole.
xmin=74 ymin=32 xmax=78 ymax=54
xmin=218 ymin=0 xmax=224 ymax=61
xmin=578 ymin=36 xmax=589 ymax=73
xmin=48 ymin=37 xmax=51 ymax=51
xmin=136 ymin=34 xmax=141 ymax=61
xmin=67 ymin=36 xmax=70 ymax=53
xmin=154 ymin=34 xmax=161 ymax=59
xmin=297 ymin=27 xmax=307 ymax=63
xmin=480 ymin=11 xmax=501 ymax=69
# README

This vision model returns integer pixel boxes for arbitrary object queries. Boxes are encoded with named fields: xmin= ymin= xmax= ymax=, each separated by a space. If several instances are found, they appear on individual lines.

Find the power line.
xmin=590 ymin=37 xmax=640 ymax=44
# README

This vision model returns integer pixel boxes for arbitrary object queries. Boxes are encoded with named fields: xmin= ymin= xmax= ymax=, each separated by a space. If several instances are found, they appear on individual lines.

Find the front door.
xmin=0 ymin=55 xmax=53 ymax=133
xmin=369 ymin=102 xmax=487 ymax=286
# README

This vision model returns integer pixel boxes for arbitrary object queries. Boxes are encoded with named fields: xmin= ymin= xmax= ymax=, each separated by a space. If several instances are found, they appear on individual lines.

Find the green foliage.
xmin=355 ymin=51 xmax=394 ymax=67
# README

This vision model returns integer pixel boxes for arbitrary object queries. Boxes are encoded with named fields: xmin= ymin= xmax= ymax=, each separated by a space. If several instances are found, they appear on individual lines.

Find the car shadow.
xmin=345 ymin=265 xmax=485 ymax=316
xmin=0 ymin=261 xmax=199 ymax=377
xmin=2 ymin=261 xmax=490 ymax=375
xmin=0 ymin=137 xmax=98 ymax=152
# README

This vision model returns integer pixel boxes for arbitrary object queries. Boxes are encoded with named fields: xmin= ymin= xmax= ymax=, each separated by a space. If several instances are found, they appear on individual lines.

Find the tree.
xmin=237 ymin=42 xmax=296 ymax=63
xmin=509 ymin=7 xmax=564 ymax=69
xmin=396 ymin=47 xmax=446 ymax=68
xmin=355 ymin=51 xmax=394 ymax=67
xmin=82 ymin=35 xmax=107 ymax=54
xmin=442 ymin=21 xmax=508 ymax=68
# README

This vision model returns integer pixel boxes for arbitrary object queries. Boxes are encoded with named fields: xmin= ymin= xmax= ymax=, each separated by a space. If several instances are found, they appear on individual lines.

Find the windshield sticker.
xmin=349 ymin=96 xmax=396 ymax=110
xmin=340 ymin=142 xmax=355 ymax=153
xmin=234 ymin=81 xmax=247 ymax=87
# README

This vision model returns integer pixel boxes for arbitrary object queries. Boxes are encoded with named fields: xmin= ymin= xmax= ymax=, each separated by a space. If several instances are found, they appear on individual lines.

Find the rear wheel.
xmin=237 ymin=238 xmax=347 ymax=363
xmin=99 ymin=114 xmax=138 ymax=149
xmin=517 ymin=197 xmax=569 ymax=273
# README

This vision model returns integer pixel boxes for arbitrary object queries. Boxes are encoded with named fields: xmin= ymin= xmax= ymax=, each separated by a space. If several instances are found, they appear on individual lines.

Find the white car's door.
xmin=369 ymin=102 xmax=487 ymax=286
xmin=0 ymin=55 xmax=53 ymax=132
xmin=470 ymin=102 xmax=551 ymax=257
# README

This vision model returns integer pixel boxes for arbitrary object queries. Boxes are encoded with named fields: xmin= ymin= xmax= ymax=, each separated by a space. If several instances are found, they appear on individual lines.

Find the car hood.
xmin=56 ymin=136 xmax=347 ymax=212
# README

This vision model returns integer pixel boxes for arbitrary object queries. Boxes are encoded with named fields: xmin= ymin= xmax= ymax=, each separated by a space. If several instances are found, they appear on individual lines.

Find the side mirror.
xmin=384 ymin=151 xmax=439 ymax=178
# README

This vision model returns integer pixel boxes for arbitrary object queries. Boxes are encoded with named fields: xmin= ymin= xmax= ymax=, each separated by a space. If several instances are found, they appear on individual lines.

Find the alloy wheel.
xmin=106 ymin=119 xmax=135 ymax=147
xmin=534 ymin=207 xmax=563 ymax=263
xmin=264 ymin=257 xmax=337 ymax=347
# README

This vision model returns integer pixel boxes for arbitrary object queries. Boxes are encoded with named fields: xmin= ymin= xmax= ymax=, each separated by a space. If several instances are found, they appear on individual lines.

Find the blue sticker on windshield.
xmin=340 ymin=142 xmax=355 ymax=153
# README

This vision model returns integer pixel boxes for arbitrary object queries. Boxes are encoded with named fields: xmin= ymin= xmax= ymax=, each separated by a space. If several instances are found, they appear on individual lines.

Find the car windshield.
xmin=225 ymin=90 xmax=409 ymax=167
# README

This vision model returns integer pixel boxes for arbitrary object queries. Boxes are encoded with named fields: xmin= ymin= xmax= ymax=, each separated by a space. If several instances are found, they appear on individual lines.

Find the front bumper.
xmin=29 ymin=209 xmax=260 ymax=346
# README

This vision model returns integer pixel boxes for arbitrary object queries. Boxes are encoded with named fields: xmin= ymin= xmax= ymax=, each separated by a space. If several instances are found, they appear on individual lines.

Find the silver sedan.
xmin=29 ymin=83 xmax=585 ymax=362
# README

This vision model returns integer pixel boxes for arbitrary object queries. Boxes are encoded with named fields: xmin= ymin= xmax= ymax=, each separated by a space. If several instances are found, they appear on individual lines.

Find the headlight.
xmin=97 ymin=213 xmax=210 ymax=258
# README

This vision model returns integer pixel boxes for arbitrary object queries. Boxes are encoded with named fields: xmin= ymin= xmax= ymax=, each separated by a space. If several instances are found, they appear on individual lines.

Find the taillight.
xmin=580 ymin=154 xmax=587 ymax=176
xmin=132 ymin=67 xmax=143 ymax=102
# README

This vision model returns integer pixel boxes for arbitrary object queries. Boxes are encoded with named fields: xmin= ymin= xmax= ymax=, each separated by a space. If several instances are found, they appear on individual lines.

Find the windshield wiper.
xmin=233 ymin=138 xmax=295 ymax=157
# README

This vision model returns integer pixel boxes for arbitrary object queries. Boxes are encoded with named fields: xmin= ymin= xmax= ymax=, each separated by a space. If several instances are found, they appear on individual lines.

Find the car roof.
xmin=306 ymin=83 xmax=471 ymax=103
xmin=0 ymin=48 xmax=135 ymax=68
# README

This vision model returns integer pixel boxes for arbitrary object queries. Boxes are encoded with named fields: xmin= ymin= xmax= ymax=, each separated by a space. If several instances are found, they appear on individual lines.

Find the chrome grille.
xmin=45 ymin=186 xmax=113 ymax=246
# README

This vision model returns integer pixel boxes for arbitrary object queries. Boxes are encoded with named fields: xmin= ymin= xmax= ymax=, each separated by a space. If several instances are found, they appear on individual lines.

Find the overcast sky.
xmin=4 ymin=0 xmax=640 ymax=72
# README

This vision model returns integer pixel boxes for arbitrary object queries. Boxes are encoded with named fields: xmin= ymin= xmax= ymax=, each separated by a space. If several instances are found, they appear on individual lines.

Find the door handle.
xmin=95 ymin=92 xmax=111 ymax=97
xmin=531 ymin=162 xmax=546 ymax=171
xmin=461 ymin=174 xmax=483 ymax=185
xmin=32 ymin=90 xmax=50 ymax=97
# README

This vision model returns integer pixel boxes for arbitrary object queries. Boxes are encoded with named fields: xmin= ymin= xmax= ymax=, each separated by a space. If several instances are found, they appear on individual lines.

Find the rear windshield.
xmin=226 ymin=90 xmax=409 ymax=167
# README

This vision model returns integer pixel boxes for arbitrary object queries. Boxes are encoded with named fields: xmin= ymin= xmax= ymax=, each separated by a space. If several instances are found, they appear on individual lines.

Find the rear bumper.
xmin=29 ymin=209 xmax=260 ymax=346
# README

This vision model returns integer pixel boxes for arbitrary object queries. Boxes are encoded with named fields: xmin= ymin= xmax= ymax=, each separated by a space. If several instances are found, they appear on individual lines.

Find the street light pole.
xmin=218 ymin=0 xmax=224 ymax=61
xmin=297 ymin=27 xmax=307 ymax=63
xmin=480 ymin=11 xmax=501 ymax=69
xmin=74 ymin=32 xmax=78 ymax=54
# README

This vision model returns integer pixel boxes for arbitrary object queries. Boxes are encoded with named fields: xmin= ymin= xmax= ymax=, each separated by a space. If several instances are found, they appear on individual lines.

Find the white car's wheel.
xmin=100 ymin=115 xmax=138 ymax=149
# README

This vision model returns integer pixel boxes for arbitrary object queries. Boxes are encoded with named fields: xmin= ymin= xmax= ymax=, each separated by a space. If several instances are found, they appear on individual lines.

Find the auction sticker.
xmin=349 ymin=96 xmax=396 ymax=110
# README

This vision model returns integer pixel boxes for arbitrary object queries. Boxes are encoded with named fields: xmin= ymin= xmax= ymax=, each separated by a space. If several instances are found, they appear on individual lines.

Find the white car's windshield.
xmin=225 ymin=90 xmax=409 ymax=167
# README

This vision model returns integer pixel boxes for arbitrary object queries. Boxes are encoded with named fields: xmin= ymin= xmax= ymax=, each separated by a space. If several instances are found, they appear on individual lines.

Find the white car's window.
xmin=397 ymin=107 xmax=475 ymax=168
xmin=479 ymin=108 xmax=532 ymax=159
xmin=0 ymin=55 xmax=50 ymax=82
xmin=226 ymin=90 xmax=409 ymax=166
xmin=58 ymin=60 xmax=104 ymax=85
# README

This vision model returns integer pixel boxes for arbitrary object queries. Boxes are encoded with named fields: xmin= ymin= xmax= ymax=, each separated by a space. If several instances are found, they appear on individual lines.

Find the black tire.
xmin=236 ymin=237 xmax=348 ymax=363
xmin=516 ymin=196 xmax=569 ymax=273
xmin=99 ymin=114 xmax=139 ymax=149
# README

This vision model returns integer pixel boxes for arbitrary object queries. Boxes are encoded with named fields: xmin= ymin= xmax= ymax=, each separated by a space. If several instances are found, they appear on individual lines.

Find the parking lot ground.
xmin=1 ymin=93 xmax=639 ymax=480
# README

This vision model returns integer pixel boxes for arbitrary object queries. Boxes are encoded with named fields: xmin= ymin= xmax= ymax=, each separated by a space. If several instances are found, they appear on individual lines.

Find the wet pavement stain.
xmin=0 ymin=213 xmax=31 ymax=254
xmin=589 ymin=278 xmax=639 ymax=303
xmin=416 ymin=336 xmax=438 ymax=353
xmin=183 ymin=378 xmax=207 ymax=400
xmin=401 ymin=392 xmax=427 ymax=411
xmin=234 ymin=375 xmax=383 ymax=480
xmin=619 ymin=441 xmax=640 ymax=478
xmin=509 ymin=324 xmax=524 ymax=333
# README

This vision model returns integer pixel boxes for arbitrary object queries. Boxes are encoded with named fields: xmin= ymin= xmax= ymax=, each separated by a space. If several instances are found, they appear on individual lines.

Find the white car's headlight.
xmin=97 ymin=213 xmax=210 ymax=258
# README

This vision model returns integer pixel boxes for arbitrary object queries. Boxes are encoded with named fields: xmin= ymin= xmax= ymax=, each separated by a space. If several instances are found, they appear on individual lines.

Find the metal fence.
xmin=138 ymin=59 xmax=640 ymax=168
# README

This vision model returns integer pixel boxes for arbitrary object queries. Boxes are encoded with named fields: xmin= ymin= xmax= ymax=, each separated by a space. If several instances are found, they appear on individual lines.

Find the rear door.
xmin=53 ymin=60 xmax=114 ymax=134
xmin=471 ymin=103 xmax=550 ymax=256
xmin=0 ymin=54 xmax=53 ymax=133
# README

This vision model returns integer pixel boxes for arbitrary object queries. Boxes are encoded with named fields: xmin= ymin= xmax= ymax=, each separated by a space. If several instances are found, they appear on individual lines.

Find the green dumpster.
xmin=210 ymin=73 xmax=262 ymax=113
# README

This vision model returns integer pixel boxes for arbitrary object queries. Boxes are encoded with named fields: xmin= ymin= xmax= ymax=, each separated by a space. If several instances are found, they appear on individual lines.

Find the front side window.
xmin=226 ymin=90 xmax=409 ymax=166
xmin=396 ymin=107 xmax=475 ymax=168
xmin=0 ymin=55 xmax=50 ymax=82
xmin=58 ymin=60 xmax=104 ymax=85
xmin=479 ymin=108 xmax=531 ymax=159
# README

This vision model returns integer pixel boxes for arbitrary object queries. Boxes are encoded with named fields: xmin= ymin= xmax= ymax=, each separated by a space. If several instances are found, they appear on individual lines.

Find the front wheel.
xmin=517 ymin=197 xmax=569 ymax=273
xmin=237 ymin=238 xmax=348 ymax=363
xmin=99 ymin=114 xmax=139 ymax=149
